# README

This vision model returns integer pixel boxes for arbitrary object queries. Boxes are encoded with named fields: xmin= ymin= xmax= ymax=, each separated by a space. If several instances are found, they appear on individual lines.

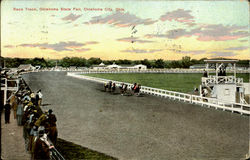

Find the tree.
xmin=31 ymin=57 xmax=48 ymax=67
xmin=169 ymin=60 xmax=182 ymax=68
xmin=181 ymin=56 xmax=191 ymax=68
xmin=87 ymin=57 xmax=102 ymax=67
xmin=154 ymin=59 xmax=165 ymax=68
xmin=60 ymin=57 xmax=71 ymax=67
xmin=141 ymin=59 xmax=153 ymax=68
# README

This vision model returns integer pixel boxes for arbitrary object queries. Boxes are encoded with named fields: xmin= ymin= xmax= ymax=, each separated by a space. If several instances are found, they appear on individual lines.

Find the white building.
xmin=201 ymin=59 xmax=248 ymax=104
xmin=106 ymin=63 xmax=121 ymax=69
xmin=131 ymin=64 xmax=147 ymax=70
xmin=91 ymin=63 xmax=147 ymax=70
xmin=18 ymin=64 xmax=35 ymax=71
xmin=92 ymin=62 xmax=107 ymax=70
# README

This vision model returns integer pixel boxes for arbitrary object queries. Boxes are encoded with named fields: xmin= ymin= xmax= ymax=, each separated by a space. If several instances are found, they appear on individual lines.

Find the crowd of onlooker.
xmin=3 ymin=78 xmax=58 ymax=160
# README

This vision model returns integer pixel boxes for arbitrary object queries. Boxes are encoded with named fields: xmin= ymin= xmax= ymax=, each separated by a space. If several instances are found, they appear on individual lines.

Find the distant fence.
xmin=67 ymin=72 xmax=250 ymax=116
xmin=39 ymin=68 xmax=249 ymax=74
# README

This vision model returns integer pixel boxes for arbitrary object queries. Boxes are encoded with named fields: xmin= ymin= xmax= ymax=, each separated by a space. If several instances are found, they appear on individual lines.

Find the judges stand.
xmin=200 ymin=59 xmax=248 ymax=105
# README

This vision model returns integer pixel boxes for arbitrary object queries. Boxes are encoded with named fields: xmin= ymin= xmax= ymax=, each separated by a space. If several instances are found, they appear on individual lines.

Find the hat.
xmin=48 ymin=109 xmax=53 ymax=113
xmin=38 ymin=130 xmax=44 ymax=136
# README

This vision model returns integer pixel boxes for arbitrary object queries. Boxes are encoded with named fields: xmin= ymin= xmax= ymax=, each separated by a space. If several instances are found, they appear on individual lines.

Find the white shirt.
xmin=38 ymin=92 xmax=43 ymax=99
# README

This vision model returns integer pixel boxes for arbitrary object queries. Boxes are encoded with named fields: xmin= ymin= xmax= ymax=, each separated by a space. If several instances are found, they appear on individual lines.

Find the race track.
xmin=22 ymin=71 xmax=249 ymax=160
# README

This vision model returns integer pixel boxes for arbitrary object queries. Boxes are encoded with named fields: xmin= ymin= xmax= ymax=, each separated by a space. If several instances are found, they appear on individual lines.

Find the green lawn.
xmin=85 ymin=73 xmax=249 ymax=93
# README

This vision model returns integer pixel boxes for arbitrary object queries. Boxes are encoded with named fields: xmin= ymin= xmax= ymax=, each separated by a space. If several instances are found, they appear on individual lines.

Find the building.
xmin=92 ymin=62 xmax=107 ymax=70
xmin=106 ymin=63 xmax=121 ymax=69
xmin=18 ymin=64 xmax=35 ymax=71
xmin=200 ymin=59 xmax=248 ymax=104
xmin=130 ymin=64 xmax=147 ymax=70
xmin=189 ymin=64 xmax=205 ymax=69
xmin=91 ymin=63 xmax=147 ymax=70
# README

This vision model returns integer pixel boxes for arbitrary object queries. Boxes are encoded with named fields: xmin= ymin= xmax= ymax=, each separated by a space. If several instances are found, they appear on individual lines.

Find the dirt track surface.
xmin=22 ymin=71 xmax=249 ymax=160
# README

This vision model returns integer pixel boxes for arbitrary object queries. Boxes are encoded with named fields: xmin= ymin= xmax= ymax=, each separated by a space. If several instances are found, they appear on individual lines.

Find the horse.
xmin=104 ymin=81 xmax=112 ymax=92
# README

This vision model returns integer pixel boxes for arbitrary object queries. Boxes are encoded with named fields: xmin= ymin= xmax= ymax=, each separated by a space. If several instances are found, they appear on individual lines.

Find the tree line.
xmin=0 ymin=56 xmax=249 ymax=69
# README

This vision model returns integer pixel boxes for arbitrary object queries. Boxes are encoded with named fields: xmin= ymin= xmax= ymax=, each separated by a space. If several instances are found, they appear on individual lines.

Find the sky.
xmin=1 ymin=0 xmax=249 ymax=60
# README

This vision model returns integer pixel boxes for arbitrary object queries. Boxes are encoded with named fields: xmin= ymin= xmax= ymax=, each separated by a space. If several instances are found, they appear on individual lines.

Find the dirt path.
xmin=1 ymin=111 xmax=31 ymax=160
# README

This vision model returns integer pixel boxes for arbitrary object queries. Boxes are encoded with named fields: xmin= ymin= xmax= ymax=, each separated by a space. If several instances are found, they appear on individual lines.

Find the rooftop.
xmin=204 ymin=59 xmax=239 ymax=63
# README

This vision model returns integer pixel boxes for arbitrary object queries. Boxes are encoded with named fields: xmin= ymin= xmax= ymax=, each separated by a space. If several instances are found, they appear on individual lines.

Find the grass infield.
xmin=84 ymin=73 xmax=249 ymax=93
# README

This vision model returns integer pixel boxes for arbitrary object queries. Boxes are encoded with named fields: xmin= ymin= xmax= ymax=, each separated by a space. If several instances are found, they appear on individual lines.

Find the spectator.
xmin=48 ymin=109 xmax=58 ymax=144
xmin=30 ymin=92 xmax=36 ymax=104
xmin=193 ymin=87 xmax=199 ymax=95
xmin=203 ymin=70 xmax=208 ymax=77
xmin=37 ymin=90 xmax=43 ymax=107
xmin=202 ymin=88 xmax=208 ymax=97
xmin=4 ymin=101 xmax=11 ymax=124
xmin=22 ymin=93 xmax=31 ymax=102
xmin=33 ymin=130 xmax=51 ymax=160
xmin=10 ymin=95 xmax=18 ymax=119
xmin=16 ymin=101 xmax=24 ymax=126
xmin=48 ymin=109 xmax=57 ymax=127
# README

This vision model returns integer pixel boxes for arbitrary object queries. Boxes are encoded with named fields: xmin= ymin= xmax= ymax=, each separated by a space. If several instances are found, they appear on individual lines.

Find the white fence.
xmin=39 ymin=68 xmax=249 ymax=73
xmin=202 ymin=76 xmax=244 ymax=85
xmin=76 ymin=68 xmax=249 ymax=74
xmin=67 ymin=72 xmax=250 ymax=116
xmin=1 ymin=78 xmax=20 ymax=105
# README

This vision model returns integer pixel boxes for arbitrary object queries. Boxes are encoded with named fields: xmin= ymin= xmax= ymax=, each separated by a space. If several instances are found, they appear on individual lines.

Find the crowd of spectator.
xmin=3 ymin=79 xmax=58 ymax=160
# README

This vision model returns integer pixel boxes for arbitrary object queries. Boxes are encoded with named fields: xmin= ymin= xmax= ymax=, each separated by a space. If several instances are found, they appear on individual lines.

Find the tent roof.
xmin=204 ymin=59 xmax=238 ymax=63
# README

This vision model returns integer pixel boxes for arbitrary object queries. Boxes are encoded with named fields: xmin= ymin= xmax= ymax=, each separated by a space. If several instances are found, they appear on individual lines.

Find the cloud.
xmin=117 ymin=37 xmax=154 ymax=43
xmin=194 ymin=24 xmax=249 ymax=41
xmin=62 ymin=13 xmax=82 ymax=23
xmin=75 ymin=48 xmax=91 ymax=52
xmin=160 ymin=9 xmax=195 ymax=24
xmin=18 ymin=41 xmax=97 ymax=52
xmin=145 ymin=34 xmax=167 ymax=38
xmin=4 ymin=45 xmax=15 ymax=48
xmin=121 ymin=48 xmax=162 ymax=53
xmin=210 ymin=51 xmax=236 ymax=58
xmin=85 ymin=41 xmax=99 ymax=45
xmin=84 ymin=11 xmax=157 ymax=27
xmin=224 ymin=46 xmax=248 ymax=51
xmin=180 ymin=50 xmax=206 ymax=54
xmin=145 ymin=24 xmax=249 ymax=41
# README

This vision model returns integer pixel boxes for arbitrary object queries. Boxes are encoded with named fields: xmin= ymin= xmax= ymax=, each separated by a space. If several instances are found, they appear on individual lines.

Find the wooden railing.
xmin=67 ymin=72 xmax=250 ymax=116
xmin=202 ymin=76 xmax=244 ymax=85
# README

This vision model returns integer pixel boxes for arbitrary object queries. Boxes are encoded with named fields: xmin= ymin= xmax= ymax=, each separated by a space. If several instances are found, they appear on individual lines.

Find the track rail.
xmin=67 ymin=72 xmax=250 ymax=116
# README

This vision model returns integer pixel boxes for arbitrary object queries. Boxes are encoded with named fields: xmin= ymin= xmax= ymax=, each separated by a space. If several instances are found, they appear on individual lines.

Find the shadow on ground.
xmin=56 ymin=138 xmax=118 ymax=160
